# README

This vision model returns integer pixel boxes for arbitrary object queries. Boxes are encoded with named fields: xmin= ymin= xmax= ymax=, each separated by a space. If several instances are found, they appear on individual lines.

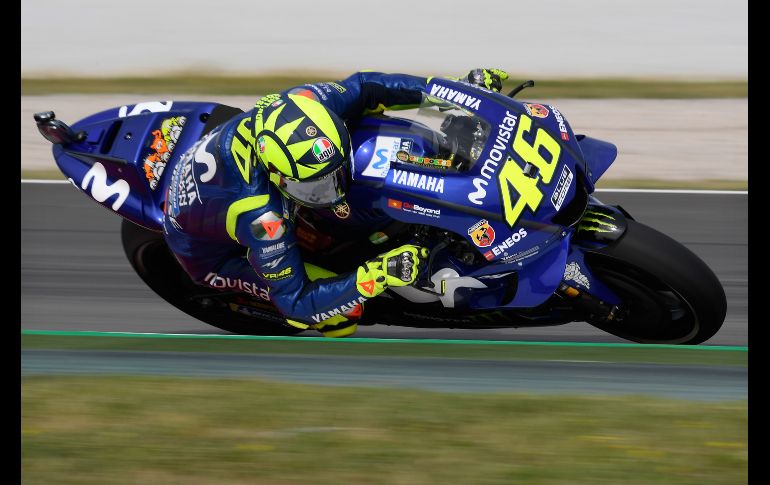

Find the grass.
xmin=21 ymin=375 xmax=747 ymax=484
xmin=20 ymin=333 xmax=747 ymax=367
xmin=21 ymin=169 xmax=67 ymax=180
xmin=593 ymin=178 xmax=748 ymax=191
xmin=22 ymin=75 xmax=747 ymax=98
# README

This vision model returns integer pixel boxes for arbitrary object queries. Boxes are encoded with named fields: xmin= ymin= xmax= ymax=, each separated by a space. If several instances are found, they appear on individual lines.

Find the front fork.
xmin=557 ymin=203 xmax=632 ymax=321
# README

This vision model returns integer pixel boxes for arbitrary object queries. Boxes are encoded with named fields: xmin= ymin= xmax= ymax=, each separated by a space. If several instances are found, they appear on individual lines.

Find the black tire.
xmin=584 ymin=219 xmax=727 ymax=344
xmin=120 ymin=219 xmax=302 ymax=336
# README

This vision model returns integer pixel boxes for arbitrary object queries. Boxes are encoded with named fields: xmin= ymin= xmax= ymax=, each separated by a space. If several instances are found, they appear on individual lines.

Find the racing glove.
xmin=355 ymin=244 xmax=430 ymax=298
xmin=466 ymin=68 xmax=509 ymax=93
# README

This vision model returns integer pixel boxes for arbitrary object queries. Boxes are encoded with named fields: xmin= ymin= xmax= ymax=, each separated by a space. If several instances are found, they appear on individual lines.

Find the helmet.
xmin=253 ymin=93 xmax=351 ymax=208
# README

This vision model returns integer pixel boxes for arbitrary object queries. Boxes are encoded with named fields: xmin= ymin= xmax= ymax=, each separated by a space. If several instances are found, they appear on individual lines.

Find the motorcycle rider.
xmin=163 ymin=68 xmax=509 ymax=337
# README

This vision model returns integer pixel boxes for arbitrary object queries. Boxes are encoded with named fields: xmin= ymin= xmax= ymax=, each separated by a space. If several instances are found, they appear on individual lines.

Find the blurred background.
xmin=22 ymin=1 xmax=747 ymax=483
xmin=22 ymin=0 xmax=747 ymax=78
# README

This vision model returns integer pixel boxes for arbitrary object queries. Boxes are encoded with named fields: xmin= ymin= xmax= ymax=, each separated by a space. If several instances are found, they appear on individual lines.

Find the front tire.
xmin=584 ymin=220 xmax=727 ymax=344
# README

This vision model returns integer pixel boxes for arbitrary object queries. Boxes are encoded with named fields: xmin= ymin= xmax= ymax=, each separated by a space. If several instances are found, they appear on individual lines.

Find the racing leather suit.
xmin=163 ymin=72 xmax=428 ymax=336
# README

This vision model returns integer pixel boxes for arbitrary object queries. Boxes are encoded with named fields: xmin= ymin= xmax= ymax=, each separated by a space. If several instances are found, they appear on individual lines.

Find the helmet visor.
xmin=278 ymin=165 xmax=347 ymax=208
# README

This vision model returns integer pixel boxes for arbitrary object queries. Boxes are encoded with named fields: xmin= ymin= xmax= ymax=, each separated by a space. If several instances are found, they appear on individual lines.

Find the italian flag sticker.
xmin=312 ymin=137 xmax=335 ymax=162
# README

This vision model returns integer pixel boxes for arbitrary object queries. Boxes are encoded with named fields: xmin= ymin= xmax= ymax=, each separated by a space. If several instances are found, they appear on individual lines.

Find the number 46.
xmin=497 ymin=114 xmax=561 ymax=228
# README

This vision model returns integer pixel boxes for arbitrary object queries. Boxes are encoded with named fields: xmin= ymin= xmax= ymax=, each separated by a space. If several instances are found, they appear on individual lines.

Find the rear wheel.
xmin=584 ymin=220 xmax=726 ymax=344
xmin=121 ymin=219 xmax=301 ymax=336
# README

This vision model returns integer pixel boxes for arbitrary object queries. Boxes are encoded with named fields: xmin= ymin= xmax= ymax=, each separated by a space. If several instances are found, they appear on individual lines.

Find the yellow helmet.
xmin=254 ymin=93 xmax=351 ymax=208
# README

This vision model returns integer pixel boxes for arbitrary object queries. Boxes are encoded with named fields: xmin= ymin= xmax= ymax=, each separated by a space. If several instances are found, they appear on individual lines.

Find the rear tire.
xmin=120 ymin=219 xmax=301 ymax=336
xmin=584 ymin=220 xmax=726 ymax=344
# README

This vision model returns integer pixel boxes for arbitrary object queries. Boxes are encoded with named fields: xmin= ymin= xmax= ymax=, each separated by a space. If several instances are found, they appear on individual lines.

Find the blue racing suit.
xmin=163 ymin=72 xmax=428 ymax=336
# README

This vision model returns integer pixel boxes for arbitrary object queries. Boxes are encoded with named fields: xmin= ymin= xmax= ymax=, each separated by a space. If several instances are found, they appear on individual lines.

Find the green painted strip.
xmin=20 ymin=330 xmax=747 ymax=352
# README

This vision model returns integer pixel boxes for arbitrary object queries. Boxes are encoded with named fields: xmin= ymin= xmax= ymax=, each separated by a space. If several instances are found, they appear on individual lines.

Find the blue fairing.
xmin=347 ymin=78 xmax=598 ymax=308
xmin=577 ymin=135 xmax=618 ymax=186
xmin=49 ymin=78 xmax=623 ymax=314
xmin=51 ymin=101 xmax=233 ymax=232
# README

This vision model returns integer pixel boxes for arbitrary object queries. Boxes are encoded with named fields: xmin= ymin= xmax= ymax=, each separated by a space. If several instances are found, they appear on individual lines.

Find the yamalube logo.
xmin=390 ymin=168 xmax=444 ymax=193
xmin=312 ymin=137 xmax=335 ymax=162
xmin=429 ymin=84 xmax=482 ymax=110
xmin=551 ymin=165 xmax=573 ymax=211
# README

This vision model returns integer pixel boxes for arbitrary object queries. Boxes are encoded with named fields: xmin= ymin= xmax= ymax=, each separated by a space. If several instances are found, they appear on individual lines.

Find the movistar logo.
xmin=429 ymin=84 xmax=481 ymax=110
xmin=80 ymin=162 xmax=130 ymax=211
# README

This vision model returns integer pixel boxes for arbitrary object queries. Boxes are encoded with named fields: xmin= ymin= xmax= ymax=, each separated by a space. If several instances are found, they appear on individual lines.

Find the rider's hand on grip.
xmin=356 ymin=245 xmax=429 ymax=297
xmin=383 ymin=245 xmax=428 ymax=287
xmin=467 ymin=68 xmax=509 ymax=92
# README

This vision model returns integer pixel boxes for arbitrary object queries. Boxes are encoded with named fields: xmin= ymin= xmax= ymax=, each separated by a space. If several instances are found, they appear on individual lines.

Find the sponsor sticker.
xmin=403 ymin=201 xmax=440 ymax=219
xmin=204 ymin=272 xmax=270 ymax=301
xmin=80 ymin=162 xmax=130 ymax=211
xmin=288 ymin=88 xmax=319 ymax=101
xmin=390 ymin=168 xmax=445 ymax=193
xmin=312 ymin=137 xmax=335 ymax=162
xmin=358 ymin=279 xmax=375 ymax=295
xmin=262 ymin=267 xmax=293 ymax=281
xmin=143 ymin=116 xmax=186 ymax=190
xmin=167 ymin=140 xmax=203 ymax=221
xmin=118 ymin=101 xmax=173 ymax=118
xmin=260 ymin=241 xmax=287 ymax=258
xmin=524 ymin=103 xmax=549 ymax=119
xmin=386 ymin=198 xmax=439 ymax=218
xmin=362 ymin=136 xmax=411 ymax=178
xmin=468 ymin=219 xmax=496 ymax=247
xmin=551 ymin=165 xmax=574 ymax=211
xmin=387 ymin=198 xmax=403 ymax=210
xmin=549 ymin=105 xmax=570 ymax=141
xmin=312 ymin=296 xmax=368 ymax=323
xmin=397 ymin=151 xmax=452 ymax=168
xmin=490 ymin=228 xmax=528 ymax=257
xmin=250 ymin=212 xmax=285 ymax=241
xmin=262 ymin=255 xmax=285 ymax=270
xmin=332 ymin=201 xmax=351 ymax=219
xmin=500 ymin=245 xmax=541 ymax=264
xmin=564 ymin=262 xmax=590 ymax=289
xmin=428 ymin=84 xmax=482 ymax=110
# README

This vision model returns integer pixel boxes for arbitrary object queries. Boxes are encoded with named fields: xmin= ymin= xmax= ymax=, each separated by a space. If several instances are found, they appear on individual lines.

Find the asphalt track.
xmin=21 ymin=349 xmax=746 ymax=401
xmin=21 ymin=182 xmax=747 ymax=346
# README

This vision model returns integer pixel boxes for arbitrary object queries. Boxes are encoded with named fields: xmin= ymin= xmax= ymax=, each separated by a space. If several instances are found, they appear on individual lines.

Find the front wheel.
xmin=584 ymin=220 xmax=727 ymax=344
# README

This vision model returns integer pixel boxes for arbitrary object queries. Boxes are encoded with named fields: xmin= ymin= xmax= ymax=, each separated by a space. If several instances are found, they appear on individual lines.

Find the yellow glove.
xmin=355 ymin=245 xmax=430 ymax=297
xmin=467 ymin=68 xmax=509 ymax=92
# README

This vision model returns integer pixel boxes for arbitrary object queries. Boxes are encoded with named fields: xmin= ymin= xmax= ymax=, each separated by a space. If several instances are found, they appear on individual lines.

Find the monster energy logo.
xmin=577 ymin=208 xmax=618 ymax=233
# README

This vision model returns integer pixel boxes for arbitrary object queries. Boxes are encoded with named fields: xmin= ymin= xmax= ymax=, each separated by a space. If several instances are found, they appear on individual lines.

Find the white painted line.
xmin=595 ymin=188 xmax=747 ymax=195
xmin=21 ymin=179 xmax=69 ymax=184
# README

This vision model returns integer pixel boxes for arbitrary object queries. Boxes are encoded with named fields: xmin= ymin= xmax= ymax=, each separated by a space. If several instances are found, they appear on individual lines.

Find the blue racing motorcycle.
xmin=33 ymin=78 xmax=726 ymax=344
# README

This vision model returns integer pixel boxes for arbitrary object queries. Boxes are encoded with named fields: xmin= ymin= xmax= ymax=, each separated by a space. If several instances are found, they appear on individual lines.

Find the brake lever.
xmin=414 ymin=240 xmax=448 ymax=291
xmin=507 ymin=79 xmax=535 ymax=98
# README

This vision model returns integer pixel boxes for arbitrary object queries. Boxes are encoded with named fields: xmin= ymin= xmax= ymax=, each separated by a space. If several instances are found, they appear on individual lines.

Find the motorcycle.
xmin=33 ymin=77 xmax=727 ymax=344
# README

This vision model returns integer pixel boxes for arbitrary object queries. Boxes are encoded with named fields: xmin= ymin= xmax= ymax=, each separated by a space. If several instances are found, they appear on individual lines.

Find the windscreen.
xmin=392 ymin=93 xmax=492 ymax=172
